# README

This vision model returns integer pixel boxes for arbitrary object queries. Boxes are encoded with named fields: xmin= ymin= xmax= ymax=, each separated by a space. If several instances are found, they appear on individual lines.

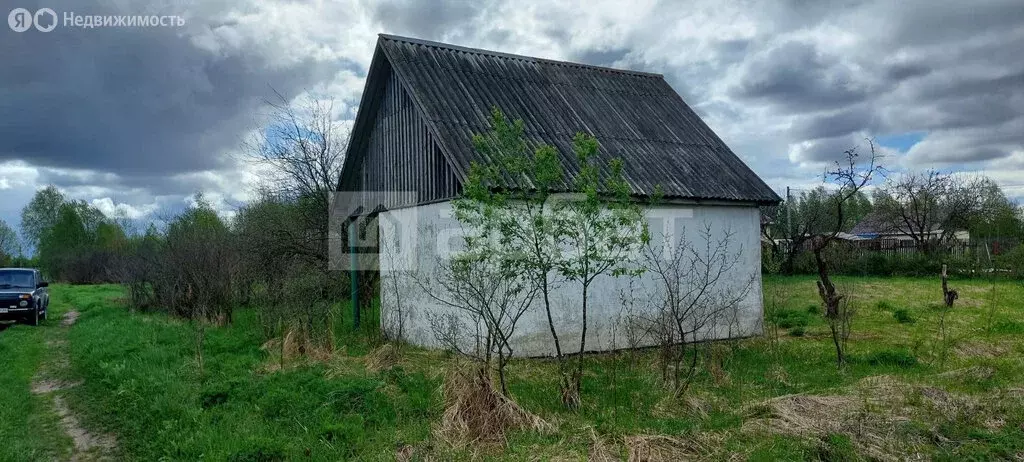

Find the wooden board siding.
xmin=349 ymin=66 xmax=460 ymax=211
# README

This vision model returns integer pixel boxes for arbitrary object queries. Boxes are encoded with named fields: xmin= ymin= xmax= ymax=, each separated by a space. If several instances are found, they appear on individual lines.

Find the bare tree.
xmin=812 ymin=140 xmax=883 ymax=367
xmin=873 ymin=171 xmax=983 ymax=252
xmin=423 ymin=251 xmax=538 ymax=395
xmin=243 ymin=90 xmax=347 ymax=267
xmin=379 ymin=224 xmax=415 ymax=343
xmin=641 ymin=223 xmax=754 ymax=396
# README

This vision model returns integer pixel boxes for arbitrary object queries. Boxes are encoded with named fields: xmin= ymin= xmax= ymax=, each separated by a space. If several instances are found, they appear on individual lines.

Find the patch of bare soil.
xmin=62 ymin=310 xmax=80 ymax=326
xmin=31 ymin=379 xmax=82 ymax=394
xmin=30 ymin=309 xmax=117 ymax=461
xmin=52 ymin=396 xmax=116 ymax=461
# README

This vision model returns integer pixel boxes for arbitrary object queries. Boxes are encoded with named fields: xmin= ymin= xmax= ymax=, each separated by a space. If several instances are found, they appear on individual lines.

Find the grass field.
xmin=2 ymin=276 xmax=1022 ymax=461
xmin=0 ymin=291 xmax=74 ymax=461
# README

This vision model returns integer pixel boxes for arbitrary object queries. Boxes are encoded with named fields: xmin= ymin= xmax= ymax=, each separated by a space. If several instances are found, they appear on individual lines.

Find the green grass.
xmin=4 ymin=276 xmax=1023 ymax=460
xmin=0 ymin=293 xmax=73 ymax=461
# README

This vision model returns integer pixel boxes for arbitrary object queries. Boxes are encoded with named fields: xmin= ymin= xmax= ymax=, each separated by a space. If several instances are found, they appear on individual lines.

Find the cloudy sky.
xmin=2 ymin=0 xmax=1023 ymax=241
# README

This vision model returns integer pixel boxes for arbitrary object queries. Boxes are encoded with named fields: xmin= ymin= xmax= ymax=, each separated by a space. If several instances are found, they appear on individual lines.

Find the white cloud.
xmin=3 ymin=0 xmax=1023 ymax=229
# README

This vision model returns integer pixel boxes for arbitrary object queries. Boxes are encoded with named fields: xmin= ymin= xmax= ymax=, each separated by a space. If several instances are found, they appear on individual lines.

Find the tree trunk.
xmin=813 ymin=243 xmax=845 ymax=366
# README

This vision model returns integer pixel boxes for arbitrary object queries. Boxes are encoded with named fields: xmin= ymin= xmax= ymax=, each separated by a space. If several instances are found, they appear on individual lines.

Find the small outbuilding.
xmin=337 ymin=34 xmax=781 ymax=356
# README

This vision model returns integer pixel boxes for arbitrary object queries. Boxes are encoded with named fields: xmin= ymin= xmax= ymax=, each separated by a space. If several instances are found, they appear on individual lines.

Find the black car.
xmin=0 ymin=268 xmax=50 ymax=326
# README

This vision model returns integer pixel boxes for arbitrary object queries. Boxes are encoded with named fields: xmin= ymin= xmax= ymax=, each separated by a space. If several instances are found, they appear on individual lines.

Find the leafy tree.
xmin=447 ymin=107 xmax=564 ymax=396
xmin=37 ymin=203 xmax=92 ymax=280
xmin=450 ymin=108 xmax=648 ymax=408
xmin=969 ymin=178 xmax=1023 ymax=241
xmin=20 ymin=185 xmax=66 ymax=252
xmin=0 ymin=219 xmax=21 ymax=266
xmin=772 ymin=187 xmax=872 ymax=273
xmin=552 ymin=133 xmax=648 ymax=408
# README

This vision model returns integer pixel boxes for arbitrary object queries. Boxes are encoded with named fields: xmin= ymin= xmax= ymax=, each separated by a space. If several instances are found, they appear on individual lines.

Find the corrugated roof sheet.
xmin=348 ymin=34 xmax=781 ymax=204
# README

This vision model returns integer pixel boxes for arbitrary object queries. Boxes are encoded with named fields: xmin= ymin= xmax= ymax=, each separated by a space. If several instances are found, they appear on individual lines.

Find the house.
xmin=850 ymin=212 xmax=969 ymax=245
xmin=337 ymin=34 xmax=781 ymax=356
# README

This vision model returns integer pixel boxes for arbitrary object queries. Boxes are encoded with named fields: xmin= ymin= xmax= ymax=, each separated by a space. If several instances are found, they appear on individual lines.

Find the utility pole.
xmin=786 ymin=186 xmax=793 ymax=242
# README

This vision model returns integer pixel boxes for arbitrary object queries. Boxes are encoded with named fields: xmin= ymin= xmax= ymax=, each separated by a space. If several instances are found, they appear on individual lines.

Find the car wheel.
xmin=29 ymin=308 xmax=40 ymax=326
xmin=40 ymin=308 xmax=47 ymax=321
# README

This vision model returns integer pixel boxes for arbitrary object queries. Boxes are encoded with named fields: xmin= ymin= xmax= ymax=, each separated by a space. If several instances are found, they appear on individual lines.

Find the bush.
xmin=783 ymin=242 xmax=983 ymax=278
xmin=863 ymin=349 xmax=918 ymax=368
xmin=893 ymin=309 xmax=916 ymax=324
xmin=997 ymin=244 xmax=1024 ymax=279
xmin=768 ymin=309 xmax=813 ymax=329
xmin=789 ymin=326 xmax=806 ymax=337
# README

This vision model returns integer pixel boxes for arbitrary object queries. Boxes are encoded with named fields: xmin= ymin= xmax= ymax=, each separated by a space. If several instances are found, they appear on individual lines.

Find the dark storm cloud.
xmin=731 ymin=40 xmax=873 ymax=112
xmin=793 ymin=105 xmax=878 ymax=141
xmin=0 ymin=0 xmax=340 ymax=177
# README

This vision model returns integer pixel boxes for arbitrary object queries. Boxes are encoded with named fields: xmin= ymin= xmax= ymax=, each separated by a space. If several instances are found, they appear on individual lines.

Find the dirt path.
xmin=31 ymin=310 xmax=117 ymax=462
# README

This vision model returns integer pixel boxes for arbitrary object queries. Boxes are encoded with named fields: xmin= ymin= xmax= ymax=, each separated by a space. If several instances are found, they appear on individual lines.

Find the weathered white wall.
xmin=378 ymin=201 xmax=764 ymax=357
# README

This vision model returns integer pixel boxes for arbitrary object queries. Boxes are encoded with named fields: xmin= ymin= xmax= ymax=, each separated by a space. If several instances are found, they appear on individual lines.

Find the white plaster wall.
xmin=378 ymin=201 xmax=764 ymax=357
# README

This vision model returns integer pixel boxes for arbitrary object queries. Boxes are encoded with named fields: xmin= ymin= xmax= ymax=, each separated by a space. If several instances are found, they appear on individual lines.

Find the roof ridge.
xmin=378 ymin=33 xmax=664 ymax=79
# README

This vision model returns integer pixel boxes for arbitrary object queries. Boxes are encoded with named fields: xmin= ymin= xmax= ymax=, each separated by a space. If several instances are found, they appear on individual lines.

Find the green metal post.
xmin=350 ymin=221 xmax=360 ymax=330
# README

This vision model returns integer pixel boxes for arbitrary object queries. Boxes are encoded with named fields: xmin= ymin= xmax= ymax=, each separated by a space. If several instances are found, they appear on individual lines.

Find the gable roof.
xmin=339 ymin=34 xmax=781 ymax=205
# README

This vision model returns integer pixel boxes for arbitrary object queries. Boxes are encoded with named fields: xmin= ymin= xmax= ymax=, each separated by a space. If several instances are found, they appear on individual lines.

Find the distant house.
xmin=850 ymin=212 xmax=969 ymax=244
xmin=337 ymin=35 xmax=781 ymax=356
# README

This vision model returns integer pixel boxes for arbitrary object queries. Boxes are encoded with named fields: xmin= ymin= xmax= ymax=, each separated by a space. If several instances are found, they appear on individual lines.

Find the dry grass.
xmin=743 ymin=376 xmax=927 ymax=460
xmin=365 ymin=343 xmax=401 ymax=372
xmin=435 ymin=363 xmax=551 ymax=447
xmin=938 ymin=365 xmax=997 ymax=381
xmin=741 ymin=374 xmax=1024 ymax=460
xmin=953 ymin=340 xmax=1011 ymax=358
xmin=588 ymin=428 xmax=621 ymax=462
xmin=257 ymin=328 xmax=335 ymax=372
xmin=625 ymin=432 xmax=726 ymax=462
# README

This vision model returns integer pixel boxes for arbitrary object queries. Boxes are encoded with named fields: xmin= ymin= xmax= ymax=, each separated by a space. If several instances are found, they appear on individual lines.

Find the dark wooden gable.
xmin=339 ymin=35 xmax=781 ymax=207
xmin=338 ymin=51 xmax=461 ymax=210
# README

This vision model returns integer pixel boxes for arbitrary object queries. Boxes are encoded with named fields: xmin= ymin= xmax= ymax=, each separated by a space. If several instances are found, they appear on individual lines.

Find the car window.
xmin=0 ymin=271 xmax=35 ymax=288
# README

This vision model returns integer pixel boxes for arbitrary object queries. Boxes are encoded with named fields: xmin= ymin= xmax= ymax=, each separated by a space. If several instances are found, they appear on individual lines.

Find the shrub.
xmin=863 ymin=349 xmax=918 ymax=368
xmin=997 ymin=244 xmax=1024 ymax=279
xmin=893 ymin=309 xmax=916 ymax=324
xmin=768 ymin=309 xmax=813 ymax=329
xmin=875 ymin=300 xmax=894 ymax=311
xmin=789 ymin=326 xmax=806 ymax=337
